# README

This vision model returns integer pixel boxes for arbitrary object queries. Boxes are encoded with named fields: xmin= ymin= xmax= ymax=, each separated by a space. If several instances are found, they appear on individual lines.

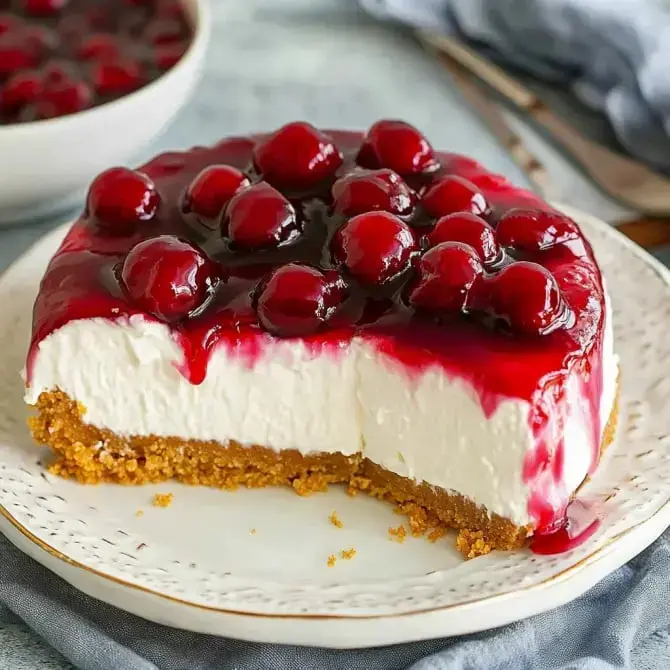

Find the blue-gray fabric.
xmin=360 ymin=0 xmax=670 ymax=171
xmin=0 ymin=530 xmax=668 ymax=669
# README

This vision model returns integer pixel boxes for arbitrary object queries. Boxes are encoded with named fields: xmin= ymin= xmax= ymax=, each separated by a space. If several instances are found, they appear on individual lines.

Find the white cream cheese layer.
xmin=26 ymin=300 xmax=618 ymax=527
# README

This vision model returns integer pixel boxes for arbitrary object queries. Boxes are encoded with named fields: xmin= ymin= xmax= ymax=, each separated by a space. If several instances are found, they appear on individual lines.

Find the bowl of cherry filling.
xmin=0 ymin=0 xmax=209 ymax=224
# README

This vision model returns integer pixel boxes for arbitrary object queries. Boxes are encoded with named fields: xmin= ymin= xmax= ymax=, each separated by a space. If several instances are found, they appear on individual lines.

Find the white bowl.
xmin=0 ymin=0 xmax=210 ymax=226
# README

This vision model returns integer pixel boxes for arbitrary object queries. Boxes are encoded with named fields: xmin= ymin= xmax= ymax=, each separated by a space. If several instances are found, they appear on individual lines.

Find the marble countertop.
xmin=1 ymin=1 xmax=668 ymax=667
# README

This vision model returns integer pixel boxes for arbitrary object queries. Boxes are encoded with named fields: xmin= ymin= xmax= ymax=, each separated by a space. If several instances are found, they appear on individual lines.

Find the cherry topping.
xmin=0 ymin=38 xmax=38 ymax=80
xmin=121 ymin=235 xmax=216 ymax=323
xmin=427 ymin=212 xmax=500 ymax=265
xmin=357 ymin=119 xmax=439 ymax=174
xmin=487 ymin=261 xmax=569 ymax=336
xmin=331 ymin=211 xmax=417 ymax=286
xmin=332 ymin=169 xmax=415 ymax=217
xmin=256 ymin=263 xmax=347 ymax=337
xmin=76 ymin=34 xmax=120 ymax=62
xmin=0 ymin=71 xmax=42 ymax=117
xmin=184 ymin=165 xmax=250 ymax=222
xmin=224 ymin=182 xmax=299 ymax=249
xmin=87 ymin=167 xmax=160 ymax=233
xmin=422 ymin=176 xmax=490 ymax=219
xmin=35 ymin=76 xmax=92 ymax=119
xmin=24 ymin=0 xmax=68 ymax=17
xmin=253 ymin=122 xmax=343 ymax=190
xmin=496 ymin=208 xmax=580 ymax=252
xmin=409 ymin=243 xmax=484 ymax=314
xmin=92 ymin=58 xmax=144 ymax=97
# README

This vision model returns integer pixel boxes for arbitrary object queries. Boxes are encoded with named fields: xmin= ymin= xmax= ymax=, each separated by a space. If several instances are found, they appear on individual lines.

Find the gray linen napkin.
xmin=360 ymin=0 xmax=670 ymax=171
xmin=0 ymin=530 xmax=669 ymax=669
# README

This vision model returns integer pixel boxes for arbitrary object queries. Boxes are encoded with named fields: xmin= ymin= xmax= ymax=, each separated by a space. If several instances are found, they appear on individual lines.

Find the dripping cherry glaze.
xmin=27 ymin=130 xmax=606 ymax=548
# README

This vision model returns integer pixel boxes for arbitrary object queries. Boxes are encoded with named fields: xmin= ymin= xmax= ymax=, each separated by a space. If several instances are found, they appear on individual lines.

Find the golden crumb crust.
xmin=28 ymin=380 xmax=619 ymax=558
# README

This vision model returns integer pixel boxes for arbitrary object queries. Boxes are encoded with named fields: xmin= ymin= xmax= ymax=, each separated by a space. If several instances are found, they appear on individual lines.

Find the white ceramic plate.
xmin=0 ymin=207 xmax=668 ymax=648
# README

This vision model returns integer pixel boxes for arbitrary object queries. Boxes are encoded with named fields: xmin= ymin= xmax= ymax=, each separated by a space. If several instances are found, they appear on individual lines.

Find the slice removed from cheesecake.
xmin=25 ymin=120 xmax=619 ymax=557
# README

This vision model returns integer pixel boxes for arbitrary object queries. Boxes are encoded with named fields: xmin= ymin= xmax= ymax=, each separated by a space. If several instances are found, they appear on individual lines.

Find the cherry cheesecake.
xmin=24 ymin=120 xmax=619 ymax=557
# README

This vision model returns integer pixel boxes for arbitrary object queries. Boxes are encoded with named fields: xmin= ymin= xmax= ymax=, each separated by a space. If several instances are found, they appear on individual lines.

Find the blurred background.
xmin=3 ymin=0 xmax=670 ymax=268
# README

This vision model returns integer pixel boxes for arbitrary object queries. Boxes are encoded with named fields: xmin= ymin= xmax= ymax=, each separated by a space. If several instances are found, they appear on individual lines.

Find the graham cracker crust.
xmin=28 ymin=381 xmax=620 ymax=559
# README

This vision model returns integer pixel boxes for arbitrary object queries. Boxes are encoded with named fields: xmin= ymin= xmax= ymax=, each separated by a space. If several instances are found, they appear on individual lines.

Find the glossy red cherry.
xmin=408 ymin=242 xmax=484 ymax=314
xmin=92 ymin=59 xmax=144 ymax=97
xmin=256 ymin=264 xmax=347 ymax=337
xmin=184 ymin=165 xmax=250 ymax=221
xmin=224 ymin=182 xmax=299 ymax=249
xmin=332 ymin=169 xmax=415 ymax=217
xmin=87 ymin=167 xmax=160 ymax=233
xmin=0 ymin=39 xmax=38 ymax=80
xmin=357 ymin=120 xmax=439 ymax=174
xmin=331 ymin=211 xmax=417 ymax=285
xmin=496 ymin=208 xmax=580 ymax=252
xmin=35 ymin=77 xmax=92 ymax=119
xmin=253 ymin=122 xmax=343 ymax=190
xmin=422 ymin=176 xmax=490 ymax=219
xmin=427 ymin=212 xmax=500 ymax=265
xmin=487 ymin=261 xmax=568 ymax=336
xmin=76 ymin=34 xmax=120 ymax=61
xmin=0 ymin=71 xmax=42 ymax=117
xmin=24 ymin=0 xmax=68 ymax=16
xmin=121 ymin=235 xmax=215 ymax=322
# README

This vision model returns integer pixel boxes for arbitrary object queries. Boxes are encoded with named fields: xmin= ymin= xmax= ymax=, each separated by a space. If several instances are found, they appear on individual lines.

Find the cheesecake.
xmin=24 ymin=120 xmax=619 ymax=557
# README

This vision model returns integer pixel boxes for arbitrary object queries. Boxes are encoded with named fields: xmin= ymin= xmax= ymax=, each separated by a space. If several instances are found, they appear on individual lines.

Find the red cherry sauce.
xmin=530 ymin=499 xmax=602 ymax=555
xmin=27 ymin=131 xmax=608 ymax=545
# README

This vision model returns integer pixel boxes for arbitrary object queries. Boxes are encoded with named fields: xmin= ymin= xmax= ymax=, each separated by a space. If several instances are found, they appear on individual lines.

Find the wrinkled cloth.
xmin=0 ymin=530 xmax=668 ymax=669
xmin=360 ymin=0 xmax=670 ymax=171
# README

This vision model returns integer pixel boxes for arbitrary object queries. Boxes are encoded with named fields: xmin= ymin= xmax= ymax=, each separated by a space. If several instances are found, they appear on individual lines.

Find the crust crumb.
xmin=388 ymin=524 xmax=407 ymax=543
xmin=329 ymin=511 xmax=343 ymax=528
xmin=427 ymin=527 xmax=446 ymax=543
xmin=456 ymin=529 xmax=493 ymax=559
xmin=249 ymin=528 xmax=256 ymax=535
xmin=152 ymin=492 xmax=173 ymax=508
xmin=327 ymin=554 xmax=337 ymax=567
xmin=340 ymin=548 xmax=356 ymax=560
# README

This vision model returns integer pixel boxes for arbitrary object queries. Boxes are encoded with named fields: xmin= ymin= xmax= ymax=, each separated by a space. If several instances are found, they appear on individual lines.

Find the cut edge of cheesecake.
xmin=27 ymin=377 xmax=620 ymax=559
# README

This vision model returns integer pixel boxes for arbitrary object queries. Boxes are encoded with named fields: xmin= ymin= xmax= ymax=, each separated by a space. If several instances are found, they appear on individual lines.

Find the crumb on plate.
xmin=388 ymin=524 xmax=407 ymax=543
xmin=152 ymin=492 xmax=174 ymax=508
xmin=329 ymin=511 xmax=343 ymax=528
xmin=327 ymin=554 xmax=337 ymax=567
xmin=340 ymin=548 xmax=356 ymax=560
xmin=135 ymin=509 xmax=144 ymax=517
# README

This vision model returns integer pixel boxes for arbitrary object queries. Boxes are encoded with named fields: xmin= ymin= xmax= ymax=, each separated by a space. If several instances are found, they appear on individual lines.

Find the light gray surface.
xmin=0 ymin=1 xmax=668 ymax=667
